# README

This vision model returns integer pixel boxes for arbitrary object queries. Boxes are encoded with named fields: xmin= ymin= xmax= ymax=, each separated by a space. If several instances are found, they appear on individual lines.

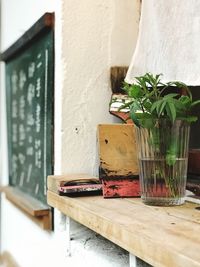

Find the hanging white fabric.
xmin=125 ymin=0 xmax=200 ymax=85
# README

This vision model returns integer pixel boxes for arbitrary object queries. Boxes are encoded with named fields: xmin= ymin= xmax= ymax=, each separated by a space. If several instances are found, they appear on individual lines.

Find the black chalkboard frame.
xmin=1 ymin=13 xmax=54 ymax=62
xmin=0 ymin=13 xmax=55 ymax=210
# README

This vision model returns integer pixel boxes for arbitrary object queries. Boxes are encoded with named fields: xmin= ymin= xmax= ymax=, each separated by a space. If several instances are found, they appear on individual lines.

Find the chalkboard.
xmin=1 ymin=13 xmax=54 ymax=204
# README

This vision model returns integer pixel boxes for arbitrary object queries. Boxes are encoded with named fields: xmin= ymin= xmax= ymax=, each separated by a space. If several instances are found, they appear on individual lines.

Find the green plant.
xmin=122 ymin=73 xmax=200 ymax=200
xmin=122 ymin=73 xmax=200 ymax=128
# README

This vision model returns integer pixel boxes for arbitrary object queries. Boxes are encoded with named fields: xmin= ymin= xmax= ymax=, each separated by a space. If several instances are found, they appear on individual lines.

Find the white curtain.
xmin=125 ymin=0 xmax=200 ymax=85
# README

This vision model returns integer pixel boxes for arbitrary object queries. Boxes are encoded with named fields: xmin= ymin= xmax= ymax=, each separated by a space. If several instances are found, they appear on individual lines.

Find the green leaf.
xmin=158 ymin=101 xmax=166 ymax=116
xmin=155 ymin=100 xmax=165 ymax=115
xmin=145 ymin=73 xmax=155 ymax=86
xmin=130 ymin=101 xmax=142 ymax=113
xmin=163 ymin=93 xmax=178 ymax=99
xmin=150 ymin=101 xmax=160 ymax=113
xmin=156 ymin=73 xmax=163 ymax=81
xmin=178 ymin=116 xmax=198 ymax=123
xmin=172 ymin=98 xmax=186 ymax=112
xmin=130 ymin=111 xmax=140 ymax=127
xmin=118 ymin=101 xmax=133 ymax=111
xmin=122 ymin=73 xmax=199 ymax=125
xmin=166 ymin=152 xmax=177 ymax=166
xmin=136 ymin=113 xmax=154 ymax=128
xmin=129 ymin=102 xmax=145 ymax=126
xmin=166 ymin=135 xmax=179 ymax=166
xmin=179 ymin=95 xmax=191 ymax=105
xmin=191 ymin=100 xmax=200 ymax=107
xmin=135 ymin=77 xmax=149 ymax=93
xmin=186 ymin=116 xmax=198 ymax=122
xmin=128 ymin=84 xmax=143 ymax=98
xmin=167 ymin=81 xmax=192 ymax=99
xmin=142 ymin=99 xmax=152 ymax=111
xmin=166 ymin=102 xmax=176 ymax=122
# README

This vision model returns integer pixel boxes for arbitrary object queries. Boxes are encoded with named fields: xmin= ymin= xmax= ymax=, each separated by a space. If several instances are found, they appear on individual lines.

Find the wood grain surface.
xmin=48 ymin=191 xmax=200 ymax=267
xmin=98 ymin=124 xmax=139 ymax=177
xmin=1 ymin=186 xmax=52 ymax=230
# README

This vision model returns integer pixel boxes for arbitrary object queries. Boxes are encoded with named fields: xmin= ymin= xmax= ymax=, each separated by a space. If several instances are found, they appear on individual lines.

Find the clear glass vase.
xmin=135 ymin=119 xmax=190 ymax=206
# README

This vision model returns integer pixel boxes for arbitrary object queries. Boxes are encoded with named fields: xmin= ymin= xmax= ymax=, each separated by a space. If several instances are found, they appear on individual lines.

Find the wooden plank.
xmin=98 ymin=124 xmax=139 ymax=197
xmin=2 ymin=186 xmax=52 ymax=230
xmin=110 ymin=66 xmax=128 ymax=94
xmin=0 ymin=13 xmax=54 ymax=62
xmin=47 ymin=191 xmax=200 ymax=267
xmin=109 ymin=94 xmax=133 ymax=123
xmin=0 ymin=251 xmax=20 ymax=267
xmin=110 ymin=66 xmax=133 ymax=122
xmin=98 ymin=124 xmax=139 ymax=177
xmin=3 ymin=186 xmax=49 ymax=216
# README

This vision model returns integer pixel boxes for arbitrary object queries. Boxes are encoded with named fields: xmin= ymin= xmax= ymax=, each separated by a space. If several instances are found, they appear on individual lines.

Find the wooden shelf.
xmin=1 ymin=186 xmax=52 ymax=230
xmin=47 ymin=190 xmax=200 ymax=267
xmin=0 ymin=251 xmax=19 ymax=267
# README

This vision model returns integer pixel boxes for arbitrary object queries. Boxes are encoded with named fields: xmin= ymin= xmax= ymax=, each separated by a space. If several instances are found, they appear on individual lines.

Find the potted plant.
xmin=122 ymin=73 xmax=200 ymax=206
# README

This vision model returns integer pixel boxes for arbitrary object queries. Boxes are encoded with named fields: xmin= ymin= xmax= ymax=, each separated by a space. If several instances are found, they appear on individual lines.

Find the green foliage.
xmin=123 ymin=73 xmax=200 ymax=170
xmin=123 ymin=73 xmax=200 ymax=125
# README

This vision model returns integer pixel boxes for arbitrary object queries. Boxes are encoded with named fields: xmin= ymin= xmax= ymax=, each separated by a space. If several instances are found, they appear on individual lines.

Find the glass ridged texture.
xmin=135 ymin=119 xmax=190 ymax=206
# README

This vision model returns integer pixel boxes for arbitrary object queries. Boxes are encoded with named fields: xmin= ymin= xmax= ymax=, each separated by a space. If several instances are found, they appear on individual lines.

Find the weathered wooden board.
xmin=102 ymin=179 xmax=139 ymax=198
xmin=110 ymin=66 xmax=128 ymax=94
xmin=0 ymin=251 xmax=19 ymax=267
xmin=109 ymin=93 xmax=133 ymax=123
xmin=109 ymin=66 xmax=134 ymax=123
xmin=98 ymin=124 xmax=139 ymax=197
xmin=109 ymin=66 xmax=133 ymax=124
xmin=48 ymin=191 xmax=200 ymax=267
xmin=1 ymin=186 xmax=52 ymax=230
xmin=98 ymin=124 xmax=139 ymax=176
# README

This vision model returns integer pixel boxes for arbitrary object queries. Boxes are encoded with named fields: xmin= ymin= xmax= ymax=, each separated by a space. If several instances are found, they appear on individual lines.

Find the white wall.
xmin=1 ymin=0 xmax=56 ymax=51
xmin=0 ymin=1 xmax=141 ymax=266
xmin=61 ymin=0 xmax=140 ymax=175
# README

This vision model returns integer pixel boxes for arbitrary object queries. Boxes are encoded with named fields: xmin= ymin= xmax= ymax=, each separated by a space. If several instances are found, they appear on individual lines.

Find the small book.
xmin=59 ymin=179 xmax=102 ymax=196
xmin=48 ymin=174 xmax=102 ymax=196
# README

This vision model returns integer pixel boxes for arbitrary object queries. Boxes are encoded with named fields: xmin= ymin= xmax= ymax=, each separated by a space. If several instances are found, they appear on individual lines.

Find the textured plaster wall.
xmin=0 ymin=0 xmax=145 ymax=266
xmin=61 ymin=0 xmax=140 ymax=175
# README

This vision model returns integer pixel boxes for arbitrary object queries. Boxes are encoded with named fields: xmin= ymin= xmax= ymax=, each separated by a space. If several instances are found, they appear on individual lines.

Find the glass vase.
xmin=135 ymin=119 xmax=190 ymax=206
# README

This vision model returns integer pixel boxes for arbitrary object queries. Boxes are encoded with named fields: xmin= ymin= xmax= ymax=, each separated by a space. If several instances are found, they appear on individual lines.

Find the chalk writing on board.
xmin=2 ymin=16 xmax=54 ymax=204
xmin=36 ymin=78 xmax=41 ymax=97
xmin=28 ymin=62 xmax=35 ymax=78
xmin=9 ymin=50 xmax=49 ymax=183
xmin=7 ymin=44 xmax=52 ymax=202
xmin=19 ymin=95 xmax=25 ymax=120
xmin=19 ymin=70 xmax=26 ymax=90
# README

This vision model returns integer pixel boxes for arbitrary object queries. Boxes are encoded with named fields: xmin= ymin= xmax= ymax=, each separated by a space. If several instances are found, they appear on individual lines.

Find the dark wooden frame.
xmin=0 ymin=13 xmax=54 ymax=61
xmin=0 ymin=13 xmax=55 ymax=230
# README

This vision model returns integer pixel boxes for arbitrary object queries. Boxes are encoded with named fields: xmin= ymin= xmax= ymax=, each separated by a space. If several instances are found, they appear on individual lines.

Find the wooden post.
xmin=98 ymin=124 xmax=139 ymax=198
xmin=57 ymin=211 xmax=71 ymax=257
xmin=129 ymin=253 xmax=137 ymax=267
xmin=66 ymin=216 xmax=71 ymax=257
xmin=110 ymin=66 xmax=128 ymax=93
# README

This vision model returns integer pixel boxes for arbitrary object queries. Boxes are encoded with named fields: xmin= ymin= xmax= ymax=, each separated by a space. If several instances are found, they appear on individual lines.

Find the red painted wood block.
xmin=98 ymin=124 xmax=140 ymax=198
xmin=101 ymin=178 xmax=140 ymax=198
